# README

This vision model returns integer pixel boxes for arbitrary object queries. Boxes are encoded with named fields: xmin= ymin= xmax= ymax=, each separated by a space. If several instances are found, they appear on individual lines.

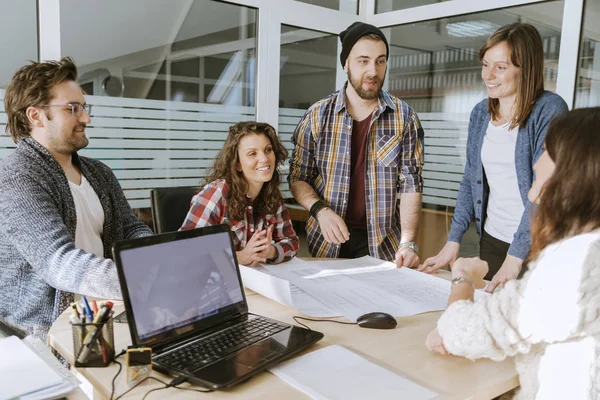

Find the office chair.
xmin=150 ymin=186 xmax=199 ymax=234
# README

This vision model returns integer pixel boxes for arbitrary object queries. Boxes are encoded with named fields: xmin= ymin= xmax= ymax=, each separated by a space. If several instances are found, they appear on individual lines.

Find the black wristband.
xmin=309 ymin=200 xmax=326 ymax=219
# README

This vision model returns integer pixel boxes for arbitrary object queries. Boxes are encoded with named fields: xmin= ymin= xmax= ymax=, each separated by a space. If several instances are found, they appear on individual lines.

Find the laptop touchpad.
xmin=233 ymin=341 xmax=282 ymax=370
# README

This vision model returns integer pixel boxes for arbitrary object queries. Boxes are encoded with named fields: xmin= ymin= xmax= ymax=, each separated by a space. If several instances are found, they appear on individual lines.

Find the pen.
xmin=82 ymin=296 xmax=94 ymax=321
xmin=92 ymin=300 xmax=99 ymax=317
xmin=77 ymin=301 xmax=114 ymax=364
xmin=71 ymin=304 xmax=81 ymax=322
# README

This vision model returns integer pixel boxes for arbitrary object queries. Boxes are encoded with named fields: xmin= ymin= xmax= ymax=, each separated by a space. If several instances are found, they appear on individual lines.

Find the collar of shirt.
xmin=333 ymin=82 xmax=397 ymax=115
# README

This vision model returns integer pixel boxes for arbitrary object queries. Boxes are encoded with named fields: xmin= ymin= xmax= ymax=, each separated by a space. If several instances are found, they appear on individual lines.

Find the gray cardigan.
xmin=448 ymin=91 xmax=568 ymax=259
xmin=0 ymin=138 xmax=152 ymax=341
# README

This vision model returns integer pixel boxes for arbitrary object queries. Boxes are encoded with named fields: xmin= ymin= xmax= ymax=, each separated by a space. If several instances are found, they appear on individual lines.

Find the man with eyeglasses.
xmin=0 ymin=57 xmax=153 ymax=342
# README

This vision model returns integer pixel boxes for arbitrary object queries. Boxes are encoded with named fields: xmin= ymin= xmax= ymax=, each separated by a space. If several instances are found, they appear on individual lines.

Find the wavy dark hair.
xmin=205 ymin=121 xmax=288 ymax=221
xmin=479 ymin=23 xmax=544 ymax=130
xmin=4 ymin=57 xmax=78 ymax=143
xmin=527 ymin=108 xmax=600 ymax=263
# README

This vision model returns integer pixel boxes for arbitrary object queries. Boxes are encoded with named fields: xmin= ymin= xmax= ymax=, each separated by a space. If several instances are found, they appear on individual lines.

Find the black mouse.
xmin=356 ymin=312 xmax=397 ymax=329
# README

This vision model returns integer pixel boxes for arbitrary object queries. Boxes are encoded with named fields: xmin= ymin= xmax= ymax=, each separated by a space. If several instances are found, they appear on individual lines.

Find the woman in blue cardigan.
xmin=420 ymin=23 xmax=567 ymax=292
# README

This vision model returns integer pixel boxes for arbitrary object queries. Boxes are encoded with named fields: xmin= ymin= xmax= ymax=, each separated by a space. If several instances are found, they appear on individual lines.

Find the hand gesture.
xmin=395 ymin=247 xmax=420 ymax=268
xmin=317 ymin=208 xmax=350 ymax=245
xmin=256 ymin=226 xmax=277 ymax=262
xmin=452 ymin=257 xmax=488 ymax=289
xmin=425 ymin=328 xmax=449 ymax=356
xmin=419 ymin=242 xmax=460 ymax=273
xmin=485 ymin=256 xmax=522 ymax=293
xmin=237 ymin=230 xmax=269 ymax=267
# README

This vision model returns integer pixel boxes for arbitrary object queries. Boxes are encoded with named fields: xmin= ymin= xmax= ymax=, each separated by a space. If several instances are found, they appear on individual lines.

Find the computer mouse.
xmin=356 ymin=312 xmax=397 ymax=330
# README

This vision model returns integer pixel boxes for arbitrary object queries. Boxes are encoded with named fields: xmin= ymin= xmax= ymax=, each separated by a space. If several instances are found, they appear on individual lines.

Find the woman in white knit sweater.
xmin=426 ymin=108 xmax=600 ymax=400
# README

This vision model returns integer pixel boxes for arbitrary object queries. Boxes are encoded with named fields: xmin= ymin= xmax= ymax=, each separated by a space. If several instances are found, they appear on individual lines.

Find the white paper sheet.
xmin=263 ymin=256 xmax=488 ymax=321
xmin=270 ymin=345 xmax=438 ymax=400
xmin=0 ymin=336 xmax=64 ymax=400
xmin=240 ymin=258 xmax=338 ymax=317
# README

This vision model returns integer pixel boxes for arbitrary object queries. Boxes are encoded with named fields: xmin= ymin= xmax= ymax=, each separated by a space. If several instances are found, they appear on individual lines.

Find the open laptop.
xmin=112 ymin=224 xmax=323 ymax=390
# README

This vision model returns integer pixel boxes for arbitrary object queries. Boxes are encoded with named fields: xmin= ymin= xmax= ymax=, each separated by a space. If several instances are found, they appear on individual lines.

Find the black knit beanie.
xmin=339 ymin=22 xmax=389 ymax=67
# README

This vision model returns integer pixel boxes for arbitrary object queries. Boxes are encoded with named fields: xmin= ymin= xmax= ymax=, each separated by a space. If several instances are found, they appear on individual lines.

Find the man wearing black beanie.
xmin=289 ymin=22 xmax=425 ymax=268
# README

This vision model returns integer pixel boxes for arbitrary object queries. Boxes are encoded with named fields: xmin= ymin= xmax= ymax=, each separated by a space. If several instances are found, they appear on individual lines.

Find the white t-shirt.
xmin=69 ymin=175 xmax=105 ymax=257
xmin=481 ymin=121 xmax=524 ymax=243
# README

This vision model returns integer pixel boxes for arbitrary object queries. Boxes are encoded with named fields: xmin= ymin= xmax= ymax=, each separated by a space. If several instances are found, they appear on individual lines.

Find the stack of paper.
xmin=244 ymin=256 xmax=489 ymax=321
xmin=0 ymin=336 xmax=79 ymax=400
xmin=270 ymin=345 xmax=438 ymax=400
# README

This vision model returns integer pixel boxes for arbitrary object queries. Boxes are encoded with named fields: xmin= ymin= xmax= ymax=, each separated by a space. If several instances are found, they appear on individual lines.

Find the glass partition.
xmin=385 ymin=1 xmax=563 ymax=208
xmin=575 ymin=0 xmax=600 ymax=107
xmin=278 ymin=25 xmax=338 ymax=198
xmin=0 ymin=0 xmax=39 ymax=165
xmin=59 ymin=0 xmax=258 ymax=209
xmin=294 ymin=0 xmax=357 ymax=13
xmin=376 ymin=0 xmax=451 ymax=13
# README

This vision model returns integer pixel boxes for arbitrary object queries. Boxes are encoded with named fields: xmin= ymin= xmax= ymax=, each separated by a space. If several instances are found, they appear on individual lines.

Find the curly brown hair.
xmin=479 ymin=23 xmax=544 ymax=130
xmin=4 ymin=57 xmax=78 ymax=143
xmin=205 ymin=121 xmax=288 ymax=221
xmin=528 ymin=108 xmax=600 ymax=263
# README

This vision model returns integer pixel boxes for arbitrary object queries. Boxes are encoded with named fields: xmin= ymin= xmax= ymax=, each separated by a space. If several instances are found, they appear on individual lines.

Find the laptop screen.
xmin=118 ymin=230 xmax=245 ymax=340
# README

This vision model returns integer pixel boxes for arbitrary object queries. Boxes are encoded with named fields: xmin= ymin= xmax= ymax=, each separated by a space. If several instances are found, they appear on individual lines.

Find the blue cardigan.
xmin=448 ymin=91 xmax=568 ymax=259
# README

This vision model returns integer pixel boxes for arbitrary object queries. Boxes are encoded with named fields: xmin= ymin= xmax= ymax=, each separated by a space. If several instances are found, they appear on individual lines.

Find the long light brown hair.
xmin=4 ymin=57 xmax=78 ymax=143
xmin=527 ymin=108 xmax=600 ymax=263
xmin=479 ymin=23 xmax=544 ymax=130
xmin=205 ymin=121 xmax=288 ymax=221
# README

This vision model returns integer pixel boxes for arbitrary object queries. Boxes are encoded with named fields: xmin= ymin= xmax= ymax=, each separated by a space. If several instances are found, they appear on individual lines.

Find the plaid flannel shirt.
xmin=289 ymin=86 xmax=424 ymax=261
xmin=180 ymin=179 xmax=298 ymax=264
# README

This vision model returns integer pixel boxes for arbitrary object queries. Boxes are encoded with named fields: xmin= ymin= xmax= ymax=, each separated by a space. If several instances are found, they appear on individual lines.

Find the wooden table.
xmin=49 ymin=283 xmax=518 ymax=399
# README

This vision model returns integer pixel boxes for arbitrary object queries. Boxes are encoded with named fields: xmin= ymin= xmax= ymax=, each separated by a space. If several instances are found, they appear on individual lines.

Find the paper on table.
xmin=270 ymin=345 xmax=438 ymax=400
xmin=264 ymin=256 xmax=488 ymax=321
xmin=20 ymin=336 xmax=80 ymax=400
xmin=0 ymin=336 xmax=64 ymax=400
xmin=240 ymin=258 xmax=339 ymax=317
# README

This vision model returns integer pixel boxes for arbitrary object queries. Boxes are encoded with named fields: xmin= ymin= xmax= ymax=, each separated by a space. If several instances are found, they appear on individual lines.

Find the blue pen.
xmin=82 ymin=296 xmax=94 ymax=321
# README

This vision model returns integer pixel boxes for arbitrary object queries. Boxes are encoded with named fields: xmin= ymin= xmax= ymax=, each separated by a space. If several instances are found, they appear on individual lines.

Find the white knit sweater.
xmin=438 ymin=230 xmax=600 ymax=400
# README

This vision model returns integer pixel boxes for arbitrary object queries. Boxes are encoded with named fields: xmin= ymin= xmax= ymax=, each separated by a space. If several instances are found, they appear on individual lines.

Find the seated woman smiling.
xmin=180 ymin=121 xmax=298 ymax=266
xmin=426 ymin=108 xmax=600 ymax=399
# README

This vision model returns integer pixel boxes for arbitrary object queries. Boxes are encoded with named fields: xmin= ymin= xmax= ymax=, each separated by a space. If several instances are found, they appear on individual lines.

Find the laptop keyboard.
xmin=156 ymin=317 xmax=289 ymax=372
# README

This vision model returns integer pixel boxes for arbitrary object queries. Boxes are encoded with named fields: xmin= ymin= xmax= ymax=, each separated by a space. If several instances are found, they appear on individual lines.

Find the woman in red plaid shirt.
xmin=180 ymin=121 xmax=299 ymax=266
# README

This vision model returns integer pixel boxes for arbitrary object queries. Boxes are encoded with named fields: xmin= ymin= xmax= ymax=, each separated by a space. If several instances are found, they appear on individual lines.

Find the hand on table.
xmin=395 ymin=247 xmax=420 ymax=268
xmin=419 ymin=242 xmax=460 ymax=274
xmin=486 ymin=255 xmax=522 ymax=293
xmin=425 ymin=328 xmax=449 ymax=356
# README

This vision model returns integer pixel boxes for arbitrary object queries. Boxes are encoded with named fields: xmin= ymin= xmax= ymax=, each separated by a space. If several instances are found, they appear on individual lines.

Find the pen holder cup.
xmin=72 ymin=316 xmax=115 ymax=368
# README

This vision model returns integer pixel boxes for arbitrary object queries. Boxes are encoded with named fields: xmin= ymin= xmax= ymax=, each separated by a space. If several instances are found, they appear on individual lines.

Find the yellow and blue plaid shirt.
xmin=289 ymin=86 xmax=424 ymax=261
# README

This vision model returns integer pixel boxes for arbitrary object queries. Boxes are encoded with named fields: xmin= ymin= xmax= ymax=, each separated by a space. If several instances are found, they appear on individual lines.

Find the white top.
xmin=69 ymin=175 xmax=104 ymax=257
xmin=481 ymin=121 xmax=524 ymax=243
xmin=438 ymin=230 xmax=600 ymax=400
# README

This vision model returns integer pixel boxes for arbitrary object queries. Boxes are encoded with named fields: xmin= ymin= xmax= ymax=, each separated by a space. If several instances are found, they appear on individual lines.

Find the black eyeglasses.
xmin=36 ymin=103 xmax=92 ymax=117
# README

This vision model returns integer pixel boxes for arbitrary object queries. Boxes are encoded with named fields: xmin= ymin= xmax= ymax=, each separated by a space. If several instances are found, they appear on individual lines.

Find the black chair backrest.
xmin=150 ymin=186 xmax=199 ymax=234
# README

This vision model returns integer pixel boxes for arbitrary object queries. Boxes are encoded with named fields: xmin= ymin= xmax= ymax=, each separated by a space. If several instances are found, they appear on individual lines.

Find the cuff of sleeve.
xmin=267 ymin=243 xmax=285 ymax=264
xmin=507 ymin=239 xmax=529 ymax=260
xmin=437 ymin=300 xmax=507 ymax=362
xmin=447 ymin=227 xmax=465 ymax=244
xmin=399 ymin=177 xmax=423 ymax=193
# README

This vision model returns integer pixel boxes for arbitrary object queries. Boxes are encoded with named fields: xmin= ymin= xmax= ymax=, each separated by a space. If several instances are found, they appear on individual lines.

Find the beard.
xmin=47 ymin=125 xmax=89 ymax=154
xmin=348 ymin=68 xmax=384 ymax=100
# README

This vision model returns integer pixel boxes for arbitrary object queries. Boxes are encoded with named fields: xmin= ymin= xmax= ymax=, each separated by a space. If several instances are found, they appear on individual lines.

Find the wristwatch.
xmin=399 ymin=241 xmax=419 ymax=253
xmin=451 ymin=276 xmax=473 ymax=288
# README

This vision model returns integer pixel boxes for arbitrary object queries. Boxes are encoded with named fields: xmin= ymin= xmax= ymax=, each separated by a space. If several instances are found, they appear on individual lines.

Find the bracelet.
xmin=451 ymin=276 xmax=473 ymax=288
xmin=309 ymin=200 xmax=327 ymax=218
xmin=316 ymin=207 xmax=330 ymax=218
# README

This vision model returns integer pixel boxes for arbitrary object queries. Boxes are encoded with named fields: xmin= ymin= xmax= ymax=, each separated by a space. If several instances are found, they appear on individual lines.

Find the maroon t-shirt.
xmin=345 ymin=114 xmax=372 ymax=229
